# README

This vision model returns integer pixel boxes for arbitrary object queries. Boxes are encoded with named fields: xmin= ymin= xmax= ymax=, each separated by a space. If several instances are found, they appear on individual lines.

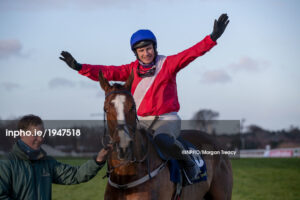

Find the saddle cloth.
xmin=150 ymin=135 xmax=207 ymax=186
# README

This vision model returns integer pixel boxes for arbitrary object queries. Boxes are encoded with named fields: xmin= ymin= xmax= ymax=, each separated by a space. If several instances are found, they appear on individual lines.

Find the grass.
xmin=52 ymin=158 xmax=300 ymax=200
xmin=231 ymin=158 xmax=300 ymax=200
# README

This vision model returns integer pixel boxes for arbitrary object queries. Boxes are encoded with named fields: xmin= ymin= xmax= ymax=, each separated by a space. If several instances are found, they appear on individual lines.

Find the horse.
xmin=98 ymin=70 xmax=233 ymax=200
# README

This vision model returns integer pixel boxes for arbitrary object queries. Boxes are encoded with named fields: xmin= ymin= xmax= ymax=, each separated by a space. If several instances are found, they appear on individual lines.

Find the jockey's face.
xmin=136 ymin=44 xmax=155 ymax=64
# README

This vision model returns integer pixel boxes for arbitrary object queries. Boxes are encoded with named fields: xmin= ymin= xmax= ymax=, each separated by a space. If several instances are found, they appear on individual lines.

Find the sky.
xmin=0 ymin=0 xmax=299 ymax=131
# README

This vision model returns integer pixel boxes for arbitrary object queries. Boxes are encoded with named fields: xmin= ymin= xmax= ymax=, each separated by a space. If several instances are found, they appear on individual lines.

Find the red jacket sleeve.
xmin=78 ymin=62 xmax=133 ymax=81
xmin=166 ymin=35 xmax=217 ymax=74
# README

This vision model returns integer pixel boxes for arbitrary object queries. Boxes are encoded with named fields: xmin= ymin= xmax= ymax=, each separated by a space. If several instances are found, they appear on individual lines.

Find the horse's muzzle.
xmin=117 ymin=141 xmax=134 ymax=161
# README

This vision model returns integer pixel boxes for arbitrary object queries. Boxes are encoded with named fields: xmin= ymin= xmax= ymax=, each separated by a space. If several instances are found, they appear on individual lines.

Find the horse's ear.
xmin=98 ymin=70 xmax=111 ymax=91
xmin=124 ymin=70 xmax=134 ymax=91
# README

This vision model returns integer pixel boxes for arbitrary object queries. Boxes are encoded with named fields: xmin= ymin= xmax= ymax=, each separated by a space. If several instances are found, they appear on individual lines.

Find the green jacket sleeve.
xmin=0 ymin=160 xmax=13 ymax=200
xmin=51 ymin=158 xmax=105 ymax=185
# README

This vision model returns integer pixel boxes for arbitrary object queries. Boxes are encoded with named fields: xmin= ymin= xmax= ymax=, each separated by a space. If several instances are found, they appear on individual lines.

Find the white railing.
xmin=240 ymin=147 xmax=300 ymax=158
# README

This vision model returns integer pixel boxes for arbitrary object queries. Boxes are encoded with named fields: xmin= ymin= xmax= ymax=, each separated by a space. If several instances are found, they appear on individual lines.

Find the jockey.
xmin=60 ymin=14 xmax=229 ymax=182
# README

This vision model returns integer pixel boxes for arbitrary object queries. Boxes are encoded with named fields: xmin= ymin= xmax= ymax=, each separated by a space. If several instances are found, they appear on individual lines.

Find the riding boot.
xmin=154 ymin=133 xmax=201 ymax=182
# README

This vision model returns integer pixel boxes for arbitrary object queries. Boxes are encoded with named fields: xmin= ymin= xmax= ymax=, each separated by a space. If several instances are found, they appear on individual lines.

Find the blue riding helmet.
xmin=130 ymin=29 xmax=157 ymax=50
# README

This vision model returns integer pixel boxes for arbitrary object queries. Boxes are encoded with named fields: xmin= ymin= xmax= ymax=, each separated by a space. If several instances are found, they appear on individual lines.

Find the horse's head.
xmin=98 ymin=70 xmax=136 ymax=160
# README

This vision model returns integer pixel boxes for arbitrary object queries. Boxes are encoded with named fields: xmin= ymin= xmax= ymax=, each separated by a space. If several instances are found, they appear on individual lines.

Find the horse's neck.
xmin=134 ymin=129 xmax=161 ymax=166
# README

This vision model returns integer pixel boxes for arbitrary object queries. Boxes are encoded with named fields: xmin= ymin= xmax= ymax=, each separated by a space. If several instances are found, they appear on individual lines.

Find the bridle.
xmin=101 ymin=89 xmax=167 ymax=190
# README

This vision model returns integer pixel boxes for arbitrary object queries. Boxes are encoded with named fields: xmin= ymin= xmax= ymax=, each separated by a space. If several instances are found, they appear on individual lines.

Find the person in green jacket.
xmin=0 ymin=114 xmax=112 ymax=200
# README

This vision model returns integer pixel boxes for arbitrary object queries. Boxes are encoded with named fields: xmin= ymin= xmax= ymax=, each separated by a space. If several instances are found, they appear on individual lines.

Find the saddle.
xmin=148 ymin=135 xmax=207 ymax=187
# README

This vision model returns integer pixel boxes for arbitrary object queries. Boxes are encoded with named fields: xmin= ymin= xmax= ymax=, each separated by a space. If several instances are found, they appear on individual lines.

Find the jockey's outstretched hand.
xmin=59 ymin=51 xmax=82 ymax=71
xmin=210 ymin=13 xmax=230 ymax=41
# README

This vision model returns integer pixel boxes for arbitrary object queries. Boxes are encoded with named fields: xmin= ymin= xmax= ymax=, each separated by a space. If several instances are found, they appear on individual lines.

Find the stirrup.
xmin=173 ymin=140 xmax=201 ymax=183
xmin=182 ymin=163 xmax=201 ymax=184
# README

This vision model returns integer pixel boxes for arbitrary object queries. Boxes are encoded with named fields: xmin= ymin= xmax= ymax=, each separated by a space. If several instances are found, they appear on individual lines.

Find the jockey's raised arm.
xmin=164 ymin=35 xmax=216 ymax=75
xmin=79 ymin=63 xmax=132 ymax=82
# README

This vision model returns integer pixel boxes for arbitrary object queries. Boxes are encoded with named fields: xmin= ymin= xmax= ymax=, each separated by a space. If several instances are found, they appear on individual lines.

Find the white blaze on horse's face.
xmin=112 ymin=95 xmax=132 ymax=151
xmin=112 ymin=95 xmax=126 ymax=123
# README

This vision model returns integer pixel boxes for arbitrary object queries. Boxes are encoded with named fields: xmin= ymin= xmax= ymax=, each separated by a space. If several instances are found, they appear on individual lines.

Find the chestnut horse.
xmin=98 ymin=71 xmax=233 ymax=200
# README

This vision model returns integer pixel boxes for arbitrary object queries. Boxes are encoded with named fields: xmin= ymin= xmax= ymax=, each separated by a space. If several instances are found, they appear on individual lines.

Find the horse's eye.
xmin=104 ymin=102 xmax=114 ymax=112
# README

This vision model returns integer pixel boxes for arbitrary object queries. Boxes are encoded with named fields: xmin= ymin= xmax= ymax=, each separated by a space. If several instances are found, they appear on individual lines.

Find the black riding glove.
xmin=59 ymin=51 xmax=82 ymax=71
xmin=210 ymin=13 xmax=230 ymax=41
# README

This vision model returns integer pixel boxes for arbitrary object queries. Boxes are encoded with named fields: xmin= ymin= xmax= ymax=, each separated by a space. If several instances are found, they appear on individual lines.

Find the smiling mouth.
xmin=144 ymin=57 xmax=153 ymax=61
